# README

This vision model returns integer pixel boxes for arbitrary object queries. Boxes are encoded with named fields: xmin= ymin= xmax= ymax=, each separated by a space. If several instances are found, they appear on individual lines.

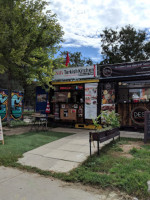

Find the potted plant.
xmin=90 ymin=110 xmax=120 ymax=142
xmin=90 ymin=111 xmax=120 ymax=155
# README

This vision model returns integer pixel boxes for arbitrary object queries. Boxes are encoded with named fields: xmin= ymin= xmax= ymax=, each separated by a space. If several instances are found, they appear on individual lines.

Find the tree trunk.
xmin=7 ymin=73 xmax=12 ymax=127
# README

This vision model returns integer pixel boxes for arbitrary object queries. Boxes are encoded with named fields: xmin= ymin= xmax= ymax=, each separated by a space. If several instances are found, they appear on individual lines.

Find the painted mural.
xmin=0 ymin=90 xmax=23 ymax=121
xmin=11 ymin=92 xmax=23 ymax=120
xmin=0 ymin=90 xmax=8 ymax=121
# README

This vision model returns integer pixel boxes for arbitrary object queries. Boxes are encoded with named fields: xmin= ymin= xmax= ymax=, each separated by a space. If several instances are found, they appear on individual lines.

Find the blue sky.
xmin=47 ymin=0 xmax=150 ymax=64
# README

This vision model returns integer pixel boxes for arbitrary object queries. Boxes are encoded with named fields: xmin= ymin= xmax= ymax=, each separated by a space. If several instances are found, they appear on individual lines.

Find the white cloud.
xmin=46 ymin=0 xmax=150 ymax=57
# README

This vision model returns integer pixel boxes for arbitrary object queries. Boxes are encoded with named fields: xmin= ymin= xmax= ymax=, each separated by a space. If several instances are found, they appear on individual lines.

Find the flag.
xmin=45 ymin=101 xmax=50 ymax=114
xmin=65 ymin=52 xmax=70 ymax=67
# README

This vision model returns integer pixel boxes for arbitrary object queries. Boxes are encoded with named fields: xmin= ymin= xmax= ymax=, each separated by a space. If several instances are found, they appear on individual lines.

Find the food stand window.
xmin=52 ymin=84 xmax=84 ymax=123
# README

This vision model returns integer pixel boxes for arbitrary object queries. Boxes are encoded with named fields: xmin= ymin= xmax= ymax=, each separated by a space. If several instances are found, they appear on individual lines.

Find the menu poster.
xmin=85 ymin=83 xmax=98 ymax=119
xmin=102 ymin=89 xmax=115 ymax=104
xmin=37 ymin=94 xmax=47 ymax=102
xmin=0 ymin=117 xmax=4 ymax=145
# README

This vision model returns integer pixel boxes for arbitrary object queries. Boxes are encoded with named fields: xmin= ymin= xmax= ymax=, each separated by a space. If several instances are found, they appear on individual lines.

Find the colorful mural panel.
xmin=0 ymin=90 xmax=23 ymax=121
xmin=11 ymin=92 xmax=23 ymax=120
xmin=0 ymin=90 xmax=8 ymax=121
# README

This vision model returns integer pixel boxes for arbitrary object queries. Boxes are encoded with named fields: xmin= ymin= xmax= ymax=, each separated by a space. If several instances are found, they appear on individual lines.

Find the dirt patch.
xmin=3 ymin=126 xmax=31 ymax=136
xmin=112 ymin=141 xmax=143 ymax=158
xmin=121 ymin=141 xmax=143 ymax=153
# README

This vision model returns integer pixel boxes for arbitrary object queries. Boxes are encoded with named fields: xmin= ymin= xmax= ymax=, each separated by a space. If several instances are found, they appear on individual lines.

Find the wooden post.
xmin=0 ymin=117 xmax=4 ymax=145
xmin=89 ymin=133 xmax=92 ymax=156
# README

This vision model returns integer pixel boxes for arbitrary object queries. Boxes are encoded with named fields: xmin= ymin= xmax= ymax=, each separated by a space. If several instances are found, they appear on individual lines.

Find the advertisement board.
xmin=101 ymin=61 xmax=150 ymax=78
xmin=85 ymin=83 xmax=98 ymax=119
xmin=53 ymin=65 xmax=97 ymax=80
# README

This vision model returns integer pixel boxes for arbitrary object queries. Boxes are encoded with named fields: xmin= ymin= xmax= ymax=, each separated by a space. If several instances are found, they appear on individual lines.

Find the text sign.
xmin=131 ymin=107 xmax=148 ymax=126
xmin=0 ymin=117 xmax=4 ymax=144
xmin=100 ymin=61 xmax=150 ymax=78
xmin=53 ymin=65 xmax=97 ymax=81
xmin=144 ymin=111 xmax=150 ymax=143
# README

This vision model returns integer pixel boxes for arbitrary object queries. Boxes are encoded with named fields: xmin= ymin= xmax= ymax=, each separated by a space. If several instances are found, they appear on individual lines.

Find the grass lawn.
xmin=0 ymin=131 xmax=73 ymax=166
xmin=0 ymin=132 xmax=149 ymax=199
xmin=60 ymin=138 xmax=150 ymax=200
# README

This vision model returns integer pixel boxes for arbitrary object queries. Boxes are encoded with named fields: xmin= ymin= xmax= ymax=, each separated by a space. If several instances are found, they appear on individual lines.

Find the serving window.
xmin=118 ymin=81 xmax=150 ymax=103
xmin=52 ymin=84 xmax=84 ymax=123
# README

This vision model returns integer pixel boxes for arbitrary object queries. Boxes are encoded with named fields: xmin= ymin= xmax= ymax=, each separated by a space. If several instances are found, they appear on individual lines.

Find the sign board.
xmin=131 ymin=107 xmax=148 ymax=126
xmin=144 ymin=111 xmax=150 ymax=143
xmin=85 ymin=83 xmax=98 ymax=119
xmin=53 ymin=65 xmax=97 ymax=81
xmin=100 ymin=61 xmax=150 ymax=78
xmin=0 ymin=117 xmax=4 ymax=145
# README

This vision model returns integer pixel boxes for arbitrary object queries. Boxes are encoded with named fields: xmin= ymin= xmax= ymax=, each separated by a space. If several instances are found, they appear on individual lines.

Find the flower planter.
xmin=89 ymin=128 xmax=120 ymax=156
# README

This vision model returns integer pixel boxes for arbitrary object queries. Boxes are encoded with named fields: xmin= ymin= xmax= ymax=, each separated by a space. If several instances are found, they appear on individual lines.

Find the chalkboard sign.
xmin=144 ymin=111 xmax=150 ymax=143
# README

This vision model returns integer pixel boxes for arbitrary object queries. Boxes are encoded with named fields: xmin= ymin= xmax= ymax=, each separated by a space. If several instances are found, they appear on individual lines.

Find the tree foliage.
xmin=60 ymin=51 xmax=94 ymax=67
xmin=100 ymin=25 xmax=149 ymax=64
xmin=0 ymin=0 xmax=64 ymax=123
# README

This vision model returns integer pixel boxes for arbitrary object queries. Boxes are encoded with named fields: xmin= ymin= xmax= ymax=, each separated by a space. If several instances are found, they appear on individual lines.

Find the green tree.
xmin=60 ymin=51 xmax=93 ymax=67
xmin=100 ymin=25 xmax=148 ymax=64
xmin=0 ymin=0 xmax=64 ymax=124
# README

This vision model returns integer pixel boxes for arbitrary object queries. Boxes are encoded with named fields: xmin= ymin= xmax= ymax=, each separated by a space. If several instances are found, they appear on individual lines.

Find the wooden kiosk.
xmin=100 ymin=60 xmax=150 ymax=130
xmin=51 ymin=65 xmax=101 ymax=129
xmin=36 ymin=60 xmax=150 ymax=131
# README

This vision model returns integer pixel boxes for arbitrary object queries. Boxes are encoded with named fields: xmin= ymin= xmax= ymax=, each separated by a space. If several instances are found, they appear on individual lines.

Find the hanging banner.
xmin=0 ymin=117 xmax=4 ymax=145
xmin=85 ymin=83 xmax=98 ymax=119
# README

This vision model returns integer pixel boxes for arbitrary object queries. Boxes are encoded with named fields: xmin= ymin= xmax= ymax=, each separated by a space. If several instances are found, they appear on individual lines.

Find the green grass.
xmin=0 ymin=131 xmax=73 ymax=166
xmin=0 ymin=132 xmax=149 ymax=199
xmin=59 ymin=138 xmax=150 ymax=200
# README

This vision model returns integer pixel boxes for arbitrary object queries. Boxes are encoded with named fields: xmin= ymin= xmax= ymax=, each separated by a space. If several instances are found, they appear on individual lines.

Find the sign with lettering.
xmin=131 ymin=107 xmax=148 ymax=126
xmin=60 ymin=85 xmax=83 ymax=90
xmin=0 ymin=117 xmax=4 ymax=145
xmin=53 ymin=65 xmax=97 ymax=81
xmin=100 ymin=61 xmax=150 ymax=78
xmin=144 ymin=111 xmax=150 ymax=143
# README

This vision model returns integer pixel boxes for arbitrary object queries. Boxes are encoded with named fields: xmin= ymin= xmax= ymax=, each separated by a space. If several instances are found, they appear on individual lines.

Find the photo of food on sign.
xmin=102 ymin=90 xmax=115 ymax=104
xmin=101 ymin=104 xmax=115 ymax=112
xmin=85 ymin=87 xmax=97 ymax=105
xmin=85 ymin=95 xmax=91 ymax=105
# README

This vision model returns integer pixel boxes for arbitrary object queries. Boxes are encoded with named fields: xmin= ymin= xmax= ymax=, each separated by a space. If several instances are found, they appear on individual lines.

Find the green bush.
xmin=92 ymin=110 xmax=120 ymax=130
xmin=2 ymin=120 xmax=28 ymax=128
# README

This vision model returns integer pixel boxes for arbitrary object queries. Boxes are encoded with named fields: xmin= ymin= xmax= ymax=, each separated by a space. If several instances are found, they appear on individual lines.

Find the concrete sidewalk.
xmin=18 ymin=128 xmax=144 ymax=173
xmin=1 ymin=166 xmax=121 ymax=200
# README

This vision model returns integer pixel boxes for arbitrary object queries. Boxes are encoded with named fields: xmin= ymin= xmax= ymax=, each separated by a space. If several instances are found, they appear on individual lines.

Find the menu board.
xmin=144 ymin=111 xmax=150 ymax=143
xmin=0 ymin=117 xmax=4 ymax=145
xmin=101 ymin=84 xmax=115 ymax=112
xmin=54 ymin=92 xmax=69 ymax=103
xmin=37 ymin=94 xmax=47 ymax=102
xmin=85 ymin=83 xmax=98 ymax=119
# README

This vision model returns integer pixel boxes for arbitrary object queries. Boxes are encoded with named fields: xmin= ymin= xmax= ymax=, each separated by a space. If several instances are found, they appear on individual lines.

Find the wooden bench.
xmin=89 ymin=128 xmax=120 ymax=156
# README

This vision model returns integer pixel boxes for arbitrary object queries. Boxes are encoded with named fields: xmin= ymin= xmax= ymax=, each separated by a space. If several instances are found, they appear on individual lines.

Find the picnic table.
xmin=30 ymin=113 xmax=48 ymax=131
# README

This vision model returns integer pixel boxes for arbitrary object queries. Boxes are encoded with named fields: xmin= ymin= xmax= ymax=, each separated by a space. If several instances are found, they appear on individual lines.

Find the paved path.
xmin=0 ymin=166 xmax=128 ymax=200
xmin=18 ymin=128 xmax=144 ymax=173
xmin=18 ymin=128 xmax=98 ymax=172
